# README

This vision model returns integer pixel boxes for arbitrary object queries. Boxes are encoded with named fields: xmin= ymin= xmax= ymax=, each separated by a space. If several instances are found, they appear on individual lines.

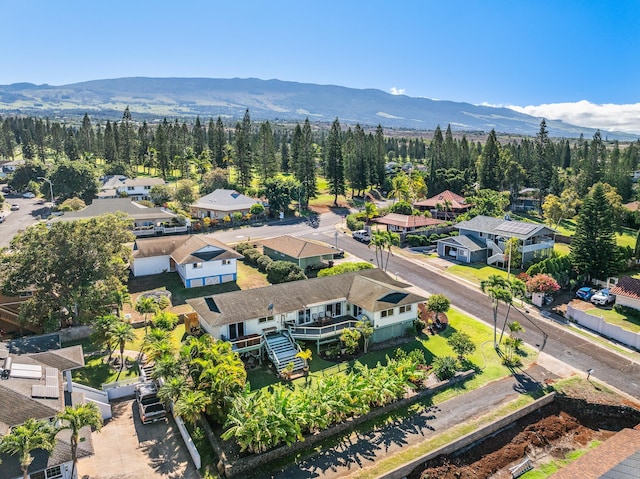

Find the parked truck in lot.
xmin=135 ymin=382 xmax=167 ymax=424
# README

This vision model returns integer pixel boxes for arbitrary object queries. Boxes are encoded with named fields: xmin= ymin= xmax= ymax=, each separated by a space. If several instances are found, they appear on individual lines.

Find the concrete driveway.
xmin=79 ymin=399 xmax=199 ymax=479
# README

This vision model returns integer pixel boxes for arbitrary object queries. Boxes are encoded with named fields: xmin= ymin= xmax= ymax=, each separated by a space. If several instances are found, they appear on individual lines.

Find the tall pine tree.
xmin=325 ymin=118 xmax=345 ymax=205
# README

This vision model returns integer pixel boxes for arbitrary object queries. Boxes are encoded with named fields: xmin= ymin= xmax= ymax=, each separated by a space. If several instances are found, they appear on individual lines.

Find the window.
xmin=258 ymin=315 xmax=274 ymax=323
xmin=193 ymin=262 xmax=203 ymax=269
xmin=127 ymin=186 xmax=135 ymax=191
xmin=399 ymin=305 xmax=411 ymax=314
xmin=381 ymin=308 xmax=394 ymax=318
xmin=30 ymin=466 xmax=63 ymax=479
xmin=144 ymin=185 xmax=151 ymax=190
xmin=222 ymin=259 xmax=231 ymax=265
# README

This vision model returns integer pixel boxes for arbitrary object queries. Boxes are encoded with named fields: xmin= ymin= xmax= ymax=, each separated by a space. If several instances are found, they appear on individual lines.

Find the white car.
xmin=353 ymin=230 xmax=371 ymax=243
xmin=22 ymin=192 xmax=35 ymax=198
xmin=590 ymin=289 xmax=616 ymax=306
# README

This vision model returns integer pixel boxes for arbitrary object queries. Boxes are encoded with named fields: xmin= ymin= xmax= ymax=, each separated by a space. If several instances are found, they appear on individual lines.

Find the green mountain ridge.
xmin=0 ymin=77 xmax=635 ymax=140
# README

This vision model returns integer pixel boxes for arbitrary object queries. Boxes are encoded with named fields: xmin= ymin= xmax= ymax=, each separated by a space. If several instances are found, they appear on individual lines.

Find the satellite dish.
xmin=267 ymin=303 xmax=274 ymax=311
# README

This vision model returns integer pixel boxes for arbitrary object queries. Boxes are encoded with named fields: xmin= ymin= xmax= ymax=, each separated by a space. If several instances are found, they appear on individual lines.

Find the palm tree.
xmin=91 ymin=314 xmax=119 ymax=362
xmin=108 ymin=321 xmax=135 ymax=378
xmin=480 ymin=275 xmax=515 ymax=348
xmin=135 ymin=296 xmax=158 ymax=334
xmin=381 ymin=231 xmax=400 ymax=271
xmin=0 ymin=418 xmax=57 ymax=479
xmin=56 ymin=403 xmax=103 ymax=479
xmin=175 ymin=390 xmax=212 ymax=428
xmin=158 ymin=376 xmax=189 ymax=405
xmin=355 ymin=318 xmax=374 ymax=353
xmin=295 ymin=348 xmax=313 ymax=369
xmin=364 ymin=201 xmax=378 ymax=225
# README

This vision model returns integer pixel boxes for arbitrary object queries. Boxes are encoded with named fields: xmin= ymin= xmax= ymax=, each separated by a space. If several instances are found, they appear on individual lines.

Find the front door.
xmin=228 ymin=322 xmax=245 ymax=340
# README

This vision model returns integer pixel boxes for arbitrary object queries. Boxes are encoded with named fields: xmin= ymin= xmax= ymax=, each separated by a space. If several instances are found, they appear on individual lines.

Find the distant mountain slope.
xmin=0 ymin=77 xmax=634 ymax=139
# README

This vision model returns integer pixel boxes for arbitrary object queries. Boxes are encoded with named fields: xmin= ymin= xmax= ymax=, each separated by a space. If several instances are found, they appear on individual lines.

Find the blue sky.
xmin=2 ymin=0 xmax=640 ymax=132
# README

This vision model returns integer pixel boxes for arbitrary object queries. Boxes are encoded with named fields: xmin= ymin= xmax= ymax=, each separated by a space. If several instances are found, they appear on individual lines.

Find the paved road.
xmin=0 ymin=191 xmax=48 ymax=248
xmin=313 ymin=223 xmax=640 ymax=399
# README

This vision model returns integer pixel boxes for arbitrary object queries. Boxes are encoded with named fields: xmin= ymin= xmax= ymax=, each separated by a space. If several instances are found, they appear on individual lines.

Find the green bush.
xmin=317 ymin=262 xmax=373 ymax=277
xmin=243 ymin=248 xmax=262 ymax=264
xmin=432 ymin=355 xmax=459 ymax=380
xmin=153 ymin=311 xmax=179 ymax=331
xmin=346 ymin=214 xmax=364 ymax=232
xmin=614 ymin=304 xmax=640 ymax=320
xmin=266 ymin=261 xmax=306 ymax=284
xmin=256 ymin=254 xmax=273 ymax=273
xmin=235 ymin=242 xmax=252 ymax=254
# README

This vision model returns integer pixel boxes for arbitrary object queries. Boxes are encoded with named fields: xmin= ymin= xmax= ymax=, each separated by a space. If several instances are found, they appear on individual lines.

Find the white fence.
xmin=566 ymin=304 xmax=640 ymax=350
xmin=170 ymin=404 xmax=202 ymax=469
xmin=71 ymin=382 xmax=112 ymax=419
xmin=102 ymin=377 xmax=143 ymax=401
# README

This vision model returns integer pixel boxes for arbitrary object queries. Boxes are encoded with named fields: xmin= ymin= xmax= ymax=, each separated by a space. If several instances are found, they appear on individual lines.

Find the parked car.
xmin=590 ymin=288 xmax=616 ymax=306
xmin=135 ymin=382 xmax=167 ymax=424
xmin=353 ymin=229 xmax=371 ymax=243
xmin=22 ymin=192 xmax=35 ymax=198
xmin=576 ymin=287 xmax=597 ymax=301
xmin=10 ymin=204 xmax=19 ymax=211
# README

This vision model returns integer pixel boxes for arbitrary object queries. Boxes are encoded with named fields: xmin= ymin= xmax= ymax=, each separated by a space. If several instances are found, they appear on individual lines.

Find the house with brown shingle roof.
xmin=0 ymin=344 xmax=94 ymax=479
xmin=610 ymin=276 xmax=640 ymax=311
xmin=186 ymin=268 xmax=426 ymax=353
xmin=413 ymin=190 xmax=471 ymax=219
xmin=131 ymin=234 xmax=243 ymax=288
xmin=373 ymin=213 xmax=445 ymax=234
xmin=256 ymin=236 xmax=337 ymax=270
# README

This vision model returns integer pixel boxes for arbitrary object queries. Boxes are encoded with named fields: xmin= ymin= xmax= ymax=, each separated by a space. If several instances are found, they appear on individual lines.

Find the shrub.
xmin=266 ymin=261 xmax=306 ymax=284
xmin=340 ymin=328 xmax=362 ymax=354
xmin=153 ymin=311 xmax=179 ymax=331
xmin=243 ymin=248 xmax=262 ymax=265
xmin=256 ymin=254 xmax=273 ymax=272
xmin=346 ymin=214 xmax=365 ymax=232
xmin=502 ymin=355 xmax=523 ymax=368
xmin=235 ymin=242 xmax=252 ymax=254
xmin=432 ymin=355 xmax=459 ymax=380
xmin=526 ymin=274 xmax=560 ymax=294
xmin=413 ymin=318 xmax=426 ymax=333
xmin=614 ymin=304 xmax=640 ymax=320
xmin=317 ymin=262 xmax=373 ymax=277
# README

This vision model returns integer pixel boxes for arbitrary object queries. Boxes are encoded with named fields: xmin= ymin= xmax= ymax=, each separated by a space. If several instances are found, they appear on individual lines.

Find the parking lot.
xmin=79 ymin=399 xmax=199 ymax=479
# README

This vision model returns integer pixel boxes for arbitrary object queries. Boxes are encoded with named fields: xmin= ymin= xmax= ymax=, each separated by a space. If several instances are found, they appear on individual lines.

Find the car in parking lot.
xmin=22 ymin=192 xmax=35 ymax=198
xmin=590 ymin=288 xmax=616 ymax=306
xmin=576 ymin=287 xmax=597 ymax=301
xmin=10 ymin=204 xmax=19 ymax=211
xmin=135 ymin=381 xmax=167 ymax=424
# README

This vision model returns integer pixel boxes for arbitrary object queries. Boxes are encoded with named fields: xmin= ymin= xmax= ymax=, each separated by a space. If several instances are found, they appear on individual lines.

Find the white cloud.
xmin=389 ymin=87 xmax=406 ymax=96
xmin=507 ymin=100 xmax=640 ymax=135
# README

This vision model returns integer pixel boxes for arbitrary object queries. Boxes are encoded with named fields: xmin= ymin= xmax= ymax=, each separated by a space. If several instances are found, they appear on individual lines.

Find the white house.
xmin=610 ymin=276 xmax=640 ymax=310
xmin=186 ymin=269 xmax=426 ymax=355
xmin=132 ymin=235 xmax=244 ymax=288
xmin=98 ymin=175 xmax=166 ymax=201
xmin=190 ymin=189 xmax=264 ymax=219
xmin=0 ymin=343 xmax=93 ymax=479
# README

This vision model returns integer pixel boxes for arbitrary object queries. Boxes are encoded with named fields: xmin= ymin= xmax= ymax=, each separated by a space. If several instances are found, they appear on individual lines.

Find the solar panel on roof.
xmin=31 ymin=385 xmax=60 ymax=399
xmin=496 ymin=221 xmax=538 ymax=235
xmin=379 ymin=292 xmax=409 ymax=304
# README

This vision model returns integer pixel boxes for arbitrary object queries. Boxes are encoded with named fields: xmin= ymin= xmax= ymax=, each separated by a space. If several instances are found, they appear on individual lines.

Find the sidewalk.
xmin=256 ymin=364 xmax=560 ymax=479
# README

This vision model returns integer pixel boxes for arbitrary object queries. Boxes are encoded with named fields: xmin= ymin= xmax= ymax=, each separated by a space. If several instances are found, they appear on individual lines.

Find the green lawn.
xmin=585 ymin=307 xmax=640 ymax=333
xmin=246 ymin=307 xmax=535 ymax=393
xmin=72 ymin=355 xmax=140 ymax=388
xmin=520 ymin=441 xmax=601 ymax=479
xmin=447 ymin=263 xmax=515 ymax=285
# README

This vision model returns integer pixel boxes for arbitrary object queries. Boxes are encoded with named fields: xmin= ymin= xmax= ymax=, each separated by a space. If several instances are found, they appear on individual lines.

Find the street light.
xmin=37 ymin=177 xmax=54 ymax=205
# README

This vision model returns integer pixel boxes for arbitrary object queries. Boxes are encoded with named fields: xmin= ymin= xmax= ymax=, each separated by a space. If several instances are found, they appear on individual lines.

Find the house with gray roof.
xmin=190 ymin=189 xmax=265 ymax=220
xmin=98 ymin=175 xmax=166 ymax=201
xmin=0 ymin=343 xmax=94 ymax=479
xmin=437 ymin=215 xmax=555 ymax=267
xmin=132 ymin=234 xmax=243 ymax=288
xmin=186 ymin=268 xmax=426 ymax=356
xmin=48 ymin=198 xmax=186 ymax=236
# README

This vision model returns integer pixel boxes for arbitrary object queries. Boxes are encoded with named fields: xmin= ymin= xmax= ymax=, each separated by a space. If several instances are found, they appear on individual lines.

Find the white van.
xmin=353 ymin=230 xmax=371 ymax=243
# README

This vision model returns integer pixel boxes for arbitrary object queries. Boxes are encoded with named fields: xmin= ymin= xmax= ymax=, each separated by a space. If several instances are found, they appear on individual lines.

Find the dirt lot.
xmin=409 ymin=382 xmax=640 ymax=479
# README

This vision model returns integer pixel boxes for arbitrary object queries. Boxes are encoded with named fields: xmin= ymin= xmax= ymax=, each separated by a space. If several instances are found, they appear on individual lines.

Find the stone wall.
xmin=221 ymin=370 xmax=475 ymax=478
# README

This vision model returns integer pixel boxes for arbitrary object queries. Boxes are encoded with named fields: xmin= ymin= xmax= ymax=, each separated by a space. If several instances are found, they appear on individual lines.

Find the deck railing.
xmin=289 ymin=319 xmax=358 ymax=339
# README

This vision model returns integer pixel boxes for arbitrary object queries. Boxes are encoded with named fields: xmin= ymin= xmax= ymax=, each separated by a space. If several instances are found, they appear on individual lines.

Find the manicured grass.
xmin=72 ymin=355 xmax=140 ymax=388
xmin=554 ymin=242 xmax=570 ymax=255
xmin=126 ymin=324 xmax=186 ymax=353
xmin=446 ymin=263 xmax=514 ymax=285
xmin=584 ymin=307 xmax=640 ymax=333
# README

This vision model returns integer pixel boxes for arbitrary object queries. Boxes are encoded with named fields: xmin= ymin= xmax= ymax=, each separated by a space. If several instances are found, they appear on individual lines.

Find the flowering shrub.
xmin=516 ymin=272 xmax=530 ymax=283
xmin=526 ymin=273 xmax=560 ymax=294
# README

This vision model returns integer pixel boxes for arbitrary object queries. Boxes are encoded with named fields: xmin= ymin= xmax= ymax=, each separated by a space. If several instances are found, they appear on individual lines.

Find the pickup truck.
xmin=135 ymin=382 xmax=167 ymax=424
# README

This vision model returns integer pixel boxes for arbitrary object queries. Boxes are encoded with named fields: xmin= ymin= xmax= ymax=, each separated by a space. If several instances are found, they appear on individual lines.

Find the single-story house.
xmin=610 ymin=276 xmax=640 ymax=310
xmin=186 ymin=268 xmax=427 ymax=354
xmin=132 ymin=234 xmax=244 ymax=288
xmin=48 ymin=198 xmax=187 ymax=236
xmin=413 ymin=190 xmax=472 ymax=219
xmin=190 ymin=189 xmax=265 ymax=220
xmin=0 ymin=343 xmax=93 ymax=479
xmin=436 ymin=215 xmax=555 ymax=267
xmin=373 ymin=213 xmax=445 ymax=234
xmin=256 ymin=235 xmax=337 ymax=270
xmin=98 ymin=175 xmax=166 ymax=201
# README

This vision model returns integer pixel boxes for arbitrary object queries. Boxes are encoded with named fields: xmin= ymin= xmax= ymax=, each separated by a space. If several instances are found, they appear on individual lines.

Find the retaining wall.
xmin=222 ymin=370 xmax=475 ymax=478
xmin=382 ymin=392 xmax=556 ymax=479
xmin=171 ymin=405 xmax=202 ymax=470
xmin=566 ymin=304 xmax=640 ymax=350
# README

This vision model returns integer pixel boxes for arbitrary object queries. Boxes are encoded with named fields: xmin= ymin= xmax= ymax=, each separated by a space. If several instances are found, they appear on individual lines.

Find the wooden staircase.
xmin=264 ymin=332 xmax=304 ymax=377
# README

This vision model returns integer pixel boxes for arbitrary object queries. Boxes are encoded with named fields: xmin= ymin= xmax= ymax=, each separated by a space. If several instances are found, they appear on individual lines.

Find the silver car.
xmin=590 ymin=288 xmax=615 ymax=306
